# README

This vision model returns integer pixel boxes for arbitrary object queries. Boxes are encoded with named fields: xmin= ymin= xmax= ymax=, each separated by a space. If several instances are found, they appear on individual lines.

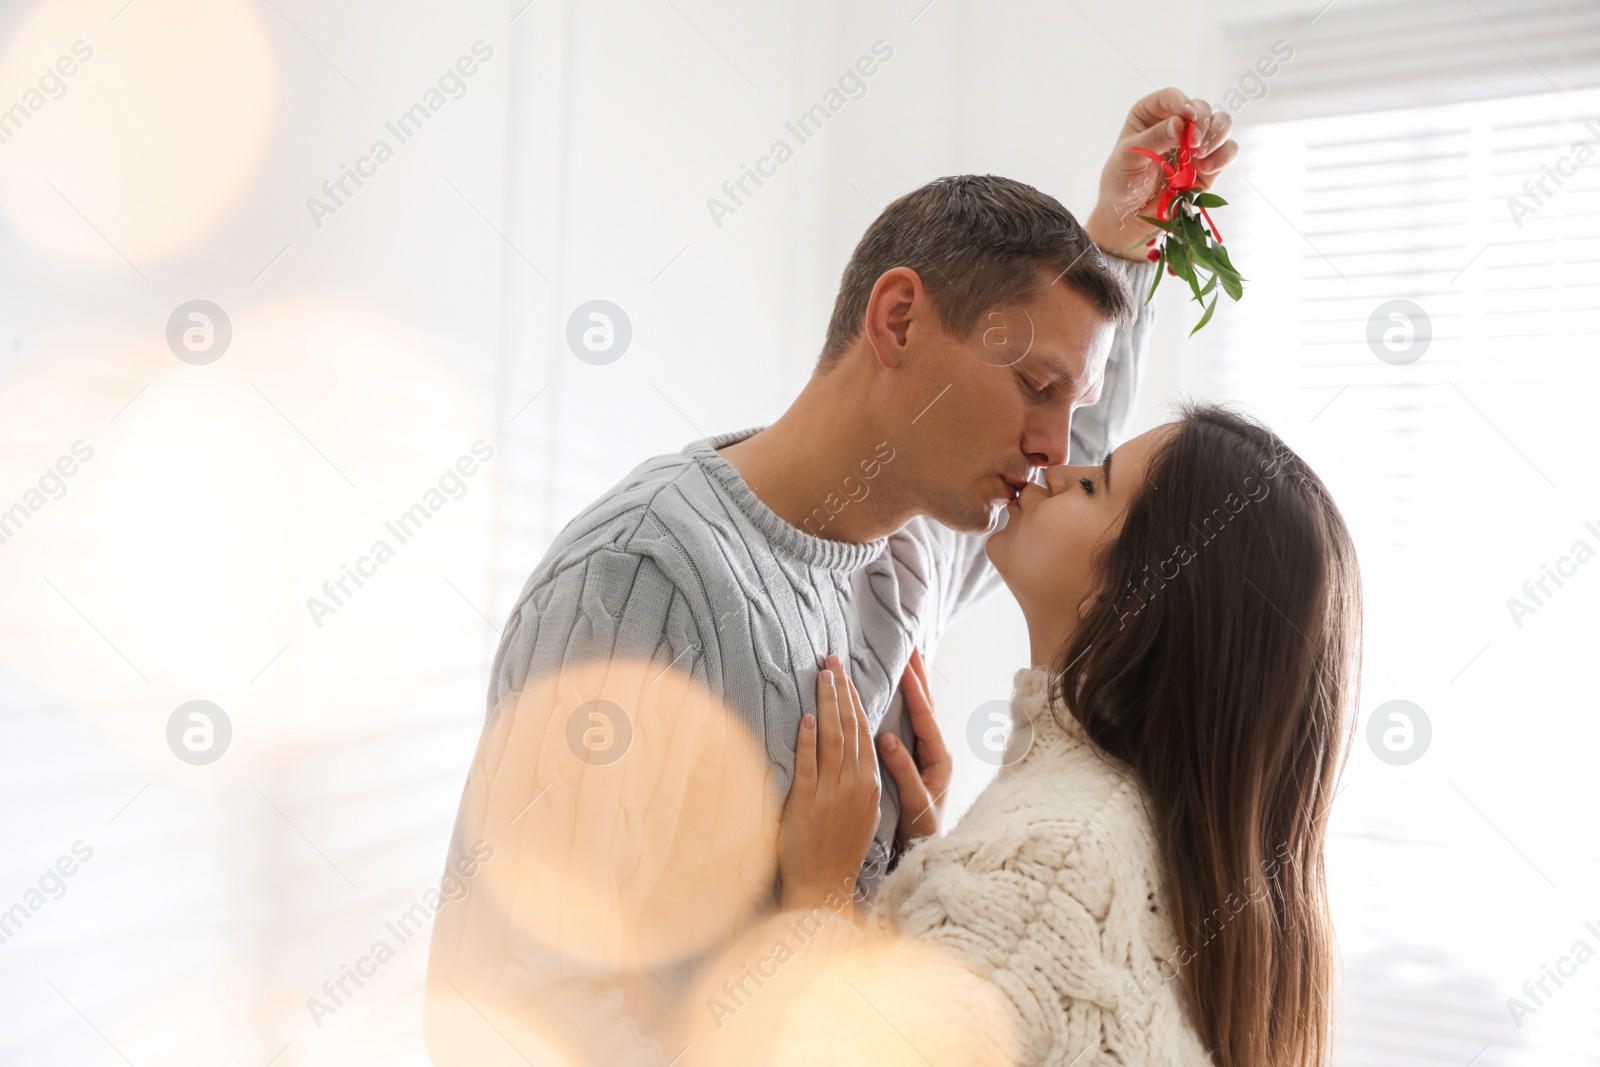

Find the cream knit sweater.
xmin=868 ymin=665 xmax=1217 ymax=1067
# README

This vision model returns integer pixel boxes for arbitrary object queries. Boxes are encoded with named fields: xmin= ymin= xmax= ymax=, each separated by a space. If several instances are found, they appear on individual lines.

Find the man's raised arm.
xmin=944 ymin=88 xmax=1240 ymax=610
xmin=1074 ymin=87 xmax=1237 ymax=462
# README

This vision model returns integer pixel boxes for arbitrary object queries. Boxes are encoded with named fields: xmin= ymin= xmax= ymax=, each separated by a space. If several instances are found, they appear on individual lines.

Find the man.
xmin=426 ymin=88 xmax=1238 ymax=1066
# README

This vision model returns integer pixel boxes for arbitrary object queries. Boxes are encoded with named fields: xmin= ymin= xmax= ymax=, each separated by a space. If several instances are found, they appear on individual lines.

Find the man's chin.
xmin=931 ymin=496 xmax=1007 ymax=536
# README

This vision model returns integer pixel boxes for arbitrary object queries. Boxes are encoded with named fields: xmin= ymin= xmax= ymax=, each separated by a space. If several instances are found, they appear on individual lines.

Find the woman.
xmin=776 ymin=403 xmax=1363 ymax=1067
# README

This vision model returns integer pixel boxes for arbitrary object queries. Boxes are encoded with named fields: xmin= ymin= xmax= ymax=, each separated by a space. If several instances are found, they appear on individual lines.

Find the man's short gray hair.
xmin=820 ymin=174 xmax=1135 ymax=366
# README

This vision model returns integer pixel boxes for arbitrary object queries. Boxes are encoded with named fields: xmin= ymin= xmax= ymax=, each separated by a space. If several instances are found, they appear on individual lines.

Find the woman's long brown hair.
xmin=1054 ymin=403 xmax=1362 ymax=1067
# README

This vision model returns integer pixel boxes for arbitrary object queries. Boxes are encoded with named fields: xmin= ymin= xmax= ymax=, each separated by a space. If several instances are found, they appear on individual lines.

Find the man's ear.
xmin=863 ymin=267 xmax=924 ymax=370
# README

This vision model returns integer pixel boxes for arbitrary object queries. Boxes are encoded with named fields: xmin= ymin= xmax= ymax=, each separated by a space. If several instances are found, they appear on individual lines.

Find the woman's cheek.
xmin=1036 ymin=507 xmax=1083 ymax=588
xmin=1042 ymin=498 xmax=1080 ymax=548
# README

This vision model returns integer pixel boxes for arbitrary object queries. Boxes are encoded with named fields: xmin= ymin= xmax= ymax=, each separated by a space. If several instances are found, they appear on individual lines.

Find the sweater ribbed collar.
xmin=686 ymin=426 xmax=890 ymax=573
xmin=1004 ymin=664 xmax=1094 ymax=765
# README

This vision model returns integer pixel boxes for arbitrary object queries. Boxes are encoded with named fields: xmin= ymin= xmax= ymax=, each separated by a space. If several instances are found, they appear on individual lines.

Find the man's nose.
xmin=1024 ymin=411 xmax=1072 ymax=469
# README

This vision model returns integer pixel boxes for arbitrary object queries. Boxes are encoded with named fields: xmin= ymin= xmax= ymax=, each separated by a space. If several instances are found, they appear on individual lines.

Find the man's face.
xmin=897 ymin=268 xmax=1118 ymax=534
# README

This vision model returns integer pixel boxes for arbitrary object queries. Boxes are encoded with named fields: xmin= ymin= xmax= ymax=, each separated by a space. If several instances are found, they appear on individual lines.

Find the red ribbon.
xmin=1128 ymin=118 xmax=1222 ymax=242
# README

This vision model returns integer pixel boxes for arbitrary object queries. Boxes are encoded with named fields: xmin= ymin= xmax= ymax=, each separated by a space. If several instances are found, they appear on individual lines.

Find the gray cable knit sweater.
xmin=426 ymin=256 xmax=1156 ymax=1067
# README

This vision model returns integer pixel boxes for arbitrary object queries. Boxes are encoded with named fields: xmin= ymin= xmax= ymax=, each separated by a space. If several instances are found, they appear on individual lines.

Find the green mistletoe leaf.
xmin=1190 ymin=293 xmax=1219 ymax=336
xmin=1146 ymin=249 xmax=1166 ymax=302
xmin=1166 ymin=242 xmax=1193 ymax=284
xmin=1218 ymin=270 xmax=1243 ymax=302
xmin=1186 ymin=239 xmax=1223 ymax=276
xmin=1134 ymin=187 xmax=1244 ymax=328
xmin=1212 ymin=242 xmax=1246 ymax=280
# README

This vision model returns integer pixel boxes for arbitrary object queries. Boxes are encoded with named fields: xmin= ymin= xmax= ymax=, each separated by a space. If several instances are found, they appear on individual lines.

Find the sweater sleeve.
xmin=1070 ymin=255 xmax=1159 ymax=466
xmin=681 ymin=786 xmax=1196 ymax=1067
xmin=873 ymin=783 xmax=1206 ymax=1067
xmin=425 ymin=549 xmax=779 ymax=1067
xmin=681 ymin=905 xmax=1024 ymax=1066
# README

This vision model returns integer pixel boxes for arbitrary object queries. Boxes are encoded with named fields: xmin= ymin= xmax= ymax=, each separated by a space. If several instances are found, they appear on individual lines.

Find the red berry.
xmin=1146 ymin=248 xmax=1160 ymax=263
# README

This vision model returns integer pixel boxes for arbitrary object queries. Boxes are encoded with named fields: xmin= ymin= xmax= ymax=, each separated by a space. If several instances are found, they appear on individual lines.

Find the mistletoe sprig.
xmin=1127 ymin=119 xmax=1246 ymax=335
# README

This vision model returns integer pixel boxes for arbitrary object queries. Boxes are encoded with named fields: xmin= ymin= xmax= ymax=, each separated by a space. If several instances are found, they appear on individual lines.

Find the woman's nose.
xmin=1038 ymin=465 xmax=1075 ymax=494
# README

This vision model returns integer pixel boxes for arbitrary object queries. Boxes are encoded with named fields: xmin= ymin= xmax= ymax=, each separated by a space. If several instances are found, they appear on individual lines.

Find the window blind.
xmin=1198 ymin=19 xmax=1600 ymax=1064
